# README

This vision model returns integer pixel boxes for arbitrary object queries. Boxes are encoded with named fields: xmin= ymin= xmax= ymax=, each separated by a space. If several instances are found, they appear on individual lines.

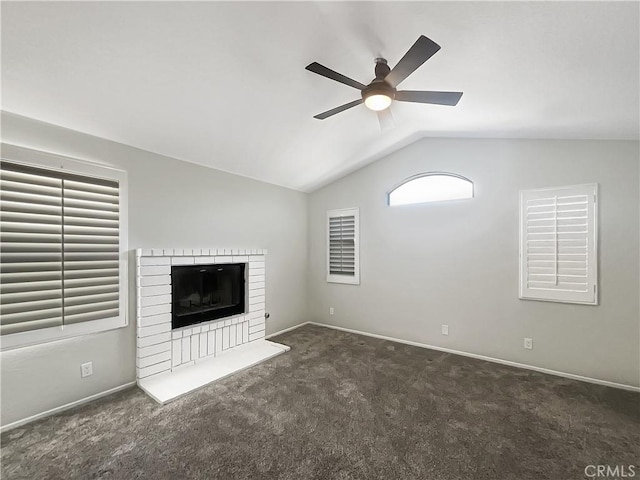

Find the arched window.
xmin=387 ymin=172 xmax=474 ymax=206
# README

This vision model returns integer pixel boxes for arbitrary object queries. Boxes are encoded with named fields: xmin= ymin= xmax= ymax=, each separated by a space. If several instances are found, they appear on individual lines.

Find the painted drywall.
xmin=308 ymin=138 xmax=640 ymax=387
xmin=0 ymin=112 xmax=308 ymax=427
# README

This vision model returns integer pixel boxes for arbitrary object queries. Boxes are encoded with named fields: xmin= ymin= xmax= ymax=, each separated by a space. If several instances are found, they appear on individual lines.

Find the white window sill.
xmin=327 ymin=274 xmax=360 ymax=285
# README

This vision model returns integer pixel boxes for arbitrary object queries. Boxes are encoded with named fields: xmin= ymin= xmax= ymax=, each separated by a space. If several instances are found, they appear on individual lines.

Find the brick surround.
xmin=135 ymin=248 xmax=267 ymax=381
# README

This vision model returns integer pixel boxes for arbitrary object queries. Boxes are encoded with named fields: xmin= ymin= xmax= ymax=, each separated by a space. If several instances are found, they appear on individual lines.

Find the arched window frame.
xmin=386 ymin=172 xmax=474 ymax=206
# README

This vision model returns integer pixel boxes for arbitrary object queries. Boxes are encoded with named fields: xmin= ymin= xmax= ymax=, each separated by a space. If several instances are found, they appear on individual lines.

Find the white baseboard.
xmin=307 ymin=322 xmax=640 ymax=393
xmin=1 ymin=381 xmax=137 ymax=433
xmin=265 ymin=322 xmax=310 ymax=339
xmin=3 ymin=320 xmax=636 ymax=433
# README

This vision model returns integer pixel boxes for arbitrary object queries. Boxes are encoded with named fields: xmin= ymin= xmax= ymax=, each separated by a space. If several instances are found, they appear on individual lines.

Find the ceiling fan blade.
xmin=306 ymin=62 xmax=367 ymax=90
xmin=395 ymin=90 xmax=463 ymax=106
xmin=377 ymin=108 xmax=395 ymax=131
xmin=385 ymin=36 xmax=441 ymax=88
xmin=313 ymin=99 xmax=363 ymax=120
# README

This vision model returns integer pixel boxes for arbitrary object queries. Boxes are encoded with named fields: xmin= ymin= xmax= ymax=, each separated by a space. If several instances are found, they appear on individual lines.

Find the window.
xmin=519 ymin=184 xmax=598 ymax=305
xmin=1 ymin=146 xmax=127 ymax=349
xmin=327 ymin=208 xmax=359 ymax=285
xmin=388 ymin=172 xmax=473 ymax=206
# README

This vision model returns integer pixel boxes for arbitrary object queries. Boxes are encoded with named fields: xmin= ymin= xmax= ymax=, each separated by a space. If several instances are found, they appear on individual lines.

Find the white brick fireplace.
xmin=135 ymin=247 xmax=289 ymax=403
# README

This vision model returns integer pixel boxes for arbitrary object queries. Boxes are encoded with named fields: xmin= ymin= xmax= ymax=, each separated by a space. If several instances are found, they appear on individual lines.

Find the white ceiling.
xmin=2 ymin=2 xmax=638 ymax=192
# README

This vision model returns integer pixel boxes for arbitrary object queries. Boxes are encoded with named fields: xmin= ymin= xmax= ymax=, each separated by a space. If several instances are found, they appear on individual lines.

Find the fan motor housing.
xmin=361 ymin=80 xmax=396 ymax=102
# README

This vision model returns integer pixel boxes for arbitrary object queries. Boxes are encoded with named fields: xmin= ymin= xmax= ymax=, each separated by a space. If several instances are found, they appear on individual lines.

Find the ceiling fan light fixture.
xmin=363 ymin=82 xmax=395 ymax=112
xmin=364 ymin=93 xmax=392 ymax=111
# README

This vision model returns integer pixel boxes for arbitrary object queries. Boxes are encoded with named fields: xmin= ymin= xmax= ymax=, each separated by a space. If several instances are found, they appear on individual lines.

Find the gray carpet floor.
xmin=1 ymin=324 xmax=638 ymax=479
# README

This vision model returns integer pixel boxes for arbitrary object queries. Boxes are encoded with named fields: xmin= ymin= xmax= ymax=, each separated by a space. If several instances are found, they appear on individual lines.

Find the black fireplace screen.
xmin=171 ymin=263 xmax=245 ymax=329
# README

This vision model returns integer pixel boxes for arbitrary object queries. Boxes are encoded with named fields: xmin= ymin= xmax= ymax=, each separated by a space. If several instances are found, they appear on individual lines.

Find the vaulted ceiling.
xmin=2 ymin=2 xmax=638 ymax=191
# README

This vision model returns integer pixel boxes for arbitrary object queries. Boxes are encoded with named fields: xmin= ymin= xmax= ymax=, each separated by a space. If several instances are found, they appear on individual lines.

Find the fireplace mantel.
xmin=135 ymin=247 xmax=289 ymax=403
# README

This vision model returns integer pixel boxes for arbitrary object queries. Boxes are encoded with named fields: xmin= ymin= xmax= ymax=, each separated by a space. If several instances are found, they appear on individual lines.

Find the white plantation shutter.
xmin=327 ymin=208 xmax=360 ymax=285
xmin=62 ymin=174 xmax=120 ymax=324
xmin=1 ymin=158 xmax=124 ymax=342
xmin=1 ymin=163 xmax=64 ymax=334
xmin=519 ymin=184 xmax=598 ymax=305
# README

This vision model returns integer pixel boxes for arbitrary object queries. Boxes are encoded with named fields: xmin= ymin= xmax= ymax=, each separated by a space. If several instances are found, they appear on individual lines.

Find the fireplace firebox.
xmin=171 ymin=263 xmax=245 ymax=329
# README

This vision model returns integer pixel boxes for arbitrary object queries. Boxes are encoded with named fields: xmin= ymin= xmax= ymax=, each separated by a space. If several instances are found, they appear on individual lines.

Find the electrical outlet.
xmin=329 ymin=307 xmax=334 ymax=315
xmin=441 ymin=324 xmax=449 ymax=335
xmin=524 ymin=338 xmax=533 ymax=350
xmin=81 ymin=362 xmax=93 ymax=378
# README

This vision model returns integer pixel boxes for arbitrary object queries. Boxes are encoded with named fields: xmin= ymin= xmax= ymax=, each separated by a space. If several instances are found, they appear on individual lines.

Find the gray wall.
xmin=1 ymin=112 xmax=308 ymax=427
xmin=2 ymin=115 xmax=638 ymax=428
xmin=308 ymin=138 xmax=640 ymax=388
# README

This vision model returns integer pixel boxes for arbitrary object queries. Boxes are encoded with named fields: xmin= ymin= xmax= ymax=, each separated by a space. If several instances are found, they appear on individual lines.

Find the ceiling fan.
xmin=306 ymin=35 xmax=463 ymax=125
